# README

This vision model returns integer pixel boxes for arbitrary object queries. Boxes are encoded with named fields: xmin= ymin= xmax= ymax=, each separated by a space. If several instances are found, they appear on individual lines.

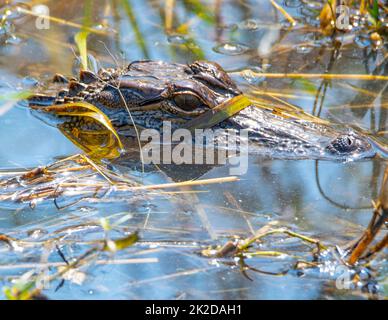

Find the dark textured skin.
xmin=28 ymin=60 xmax=376 ymax=161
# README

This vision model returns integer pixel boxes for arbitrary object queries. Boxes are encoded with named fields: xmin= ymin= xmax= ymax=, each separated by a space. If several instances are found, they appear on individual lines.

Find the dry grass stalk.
xmin=348 ymin=166 xmax=388 ymax=264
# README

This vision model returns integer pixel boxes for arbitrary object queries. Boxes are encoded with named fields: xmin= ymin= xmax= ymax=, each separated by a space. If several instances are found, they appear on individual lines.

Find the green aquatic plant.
xmin=120 ymin=0 xmax=150 ymax=59
xmin=368 ymin=0 xmax=380 ymax=28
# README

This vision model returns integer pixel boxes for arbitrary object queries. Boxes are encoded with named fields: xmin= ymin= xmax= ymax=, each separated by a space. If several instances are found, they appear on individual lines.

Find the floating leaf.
xmin=103 ymin=231 xmax=139 ymax=252
xmin=31 ymin=102 xmax=124 ymax=159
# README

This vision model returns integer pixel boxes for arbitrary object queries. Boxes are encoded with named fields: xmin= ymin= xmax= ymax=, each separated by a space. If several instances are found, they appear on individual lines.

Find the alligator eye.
xmin=328 ymin=134 xmax=357 ymax=154
xmin=173 ymin=94 xmax=203 ymax=111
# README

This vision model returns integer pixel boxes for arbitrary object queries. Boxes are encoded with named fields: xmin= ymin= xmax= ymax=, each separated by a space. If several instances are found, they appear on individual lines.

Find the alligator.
xmin=27 ymin=60 xmax=378 ymax=161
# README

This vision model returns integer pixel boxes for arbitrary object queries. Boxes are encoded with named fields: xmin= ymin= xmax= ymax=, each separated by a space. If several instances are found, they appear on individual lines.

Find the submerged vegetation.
xmin=0 ymin=0 xmax=386 ymax=299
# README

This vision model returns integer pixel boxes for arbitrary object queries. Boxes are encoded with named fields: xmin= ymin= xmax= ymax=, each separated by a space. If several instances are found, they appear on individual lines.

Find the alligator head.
xmin=28 ymin=60 xmax=376 ymax=161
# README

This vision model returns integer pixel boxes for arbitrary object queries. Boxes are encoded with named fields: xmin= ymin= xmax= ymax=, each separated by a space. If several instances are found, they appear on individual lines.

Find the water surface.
xmin=0 ymin=0 xmax=387 ymax=299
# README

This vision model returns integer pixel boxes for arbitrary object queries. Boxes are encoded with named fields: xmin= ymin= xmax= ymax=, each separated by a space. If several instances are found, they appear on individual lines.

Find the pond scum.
xmin=0 ymin=0 xmax=387 ymax=299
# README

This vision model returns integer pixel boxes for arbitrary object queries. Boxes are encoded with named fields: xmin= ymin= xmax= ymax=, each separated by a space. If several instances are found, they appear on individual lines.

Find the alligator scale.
xmin=28 ymin=60 xmax=377 ymax=161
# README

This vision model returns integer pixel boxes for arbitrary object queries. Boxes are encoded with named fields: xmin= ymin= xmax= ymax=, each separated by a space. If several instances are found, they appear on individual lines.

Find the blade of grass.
xmin=269 ymin=0 xmax=296 ymax=26
xmin=74 ymin=0 xmax=93 ymax=70
xmin=17 ymin=7 xmax=108 ymax=35
xmin=232 ymin=70 xmax=388 ymax=81
xmin=120 ymin=0 xmax=150 ymax=59
xmin=128 ymin=176 xmax=239 ymax=191
xmin=75 ymin=31 xmax=90 ymax=71
xmin=165 ymin=0 xmax=175 ymax=32
xmin=182 ymin=0 xmax=215 ymax=25
xmin=246 ymin=95 xmax=330 ymax=124
xmin=184 ymin=95 xmax=251 ymax=130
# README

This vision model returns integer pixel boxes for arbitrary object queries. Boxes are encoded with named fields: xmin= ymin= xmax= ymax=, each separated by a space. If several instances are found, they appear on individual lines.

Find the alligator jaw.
xmin=224 ymin=105 xmax=377 ymax=161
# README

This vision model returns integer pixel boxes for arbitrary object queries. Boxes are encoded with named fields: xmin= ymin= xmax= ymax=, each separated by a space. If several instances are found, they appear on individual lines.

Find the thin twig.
xmin=269 ymin=0 xmax=296 ymax=26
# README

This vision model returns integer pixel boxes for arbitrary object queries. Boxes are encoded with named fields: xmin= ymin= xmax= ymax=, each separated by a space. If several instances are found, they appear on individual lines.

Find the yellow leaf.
xmin=33 ymin=102 xmax=124 ymax=159
xmin=184 ymin=95 xmax=251 ymax=130
xmin=103 ymin=232 xmax=139 ymax=252
xmin=319 ymin=0 xmax=336 ymax=35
